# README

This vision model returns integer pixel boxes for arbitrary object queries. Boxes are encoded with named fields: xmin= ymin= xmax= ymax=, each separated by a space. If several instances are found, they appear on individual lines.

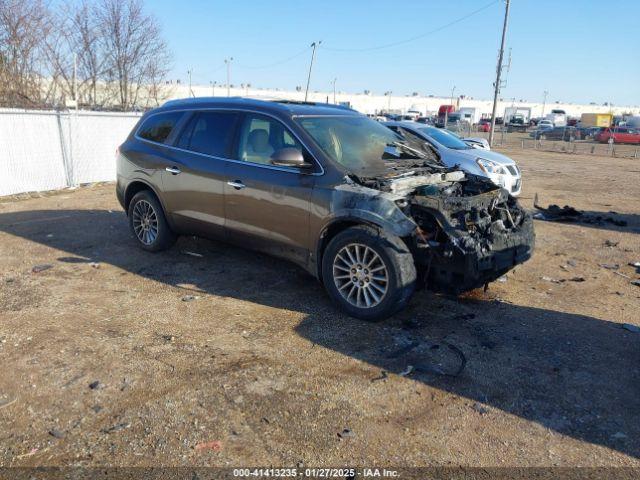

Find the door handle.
xmin=227 ymin=180 xmax=246 ymax=190
xmin=165 ymin=166 xmax=181 ymax=175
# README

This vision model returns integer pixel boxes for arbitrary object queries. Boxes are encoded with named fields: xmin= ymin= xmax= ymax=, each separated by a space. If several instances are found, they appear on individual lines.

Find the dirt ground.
xmin=0 ymin=146 xmax=639 ymax=469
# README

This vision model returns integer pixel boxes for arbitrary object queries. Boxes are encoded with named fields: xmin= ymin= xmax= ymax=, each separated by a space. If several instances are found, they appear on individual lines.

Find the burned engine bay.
xmin=347 ymin=161 xmax=535 ymax=292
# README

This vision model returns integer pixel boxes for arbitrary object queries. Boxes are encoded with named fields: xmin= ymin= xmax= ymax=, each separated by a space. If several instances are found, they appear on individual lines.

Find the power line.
xmin=321 ymin=0 xmax=500 ymax=53
xmin=236 ymin=46 xmax=312 ymax=70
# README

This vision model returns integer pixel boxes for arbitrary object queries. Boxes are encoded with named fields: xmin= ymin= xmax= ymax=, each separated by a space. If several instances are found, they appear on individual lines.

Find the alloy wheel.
xmin=132 ymin=199 xmax=159 ymax=245
xmin=333 ymin=243 xmax=388 ymax=309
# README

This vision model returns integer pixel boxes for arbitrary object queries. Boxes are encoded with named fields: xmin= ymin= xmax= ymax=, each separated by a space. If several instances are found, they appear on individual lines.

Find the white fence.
xmin=0 ymin=109 xmax=142 ymax=197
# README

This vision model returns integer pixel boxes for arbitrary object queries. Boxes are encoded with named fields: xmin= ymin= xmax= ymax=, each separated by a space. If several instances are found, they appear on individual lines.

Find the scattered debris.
xmin=472 ymin=402 xmax=489 ymax=415
xmin=31 ymin=264 xmax=53 ymax=273
xmin=48 ymin=429 xmax=65 ymax=439
xmin=541 ymin=276 xmax=561 ymax=284
xmin=337 ymin=428 xmax=354 ymax=439
xmin=0 ymin=397 xmax=17 ymax=410
xmin=88 ymin=380 xmax=104 ymax=390
xmin=181 ymin=295 xmax=199 ymax=302
xmin=631 ymin=279 xmax=640 ymax=287
xmin=195 ymin=440 xmax=222 ymax=452
xmin=497 ymin=275 xmax=508 ymax=283
xmin=416 ymin=343 xmax=467 ymax=377
xmin=567 ymin=259 xmax=577 ymax=267
xmin=182 ymin=251 xmax=204 ymax=258
xmin=91 ymin=405 xmax=103 ymax=413
xmin=622 ymin=324 xmax=640 ymax=333
xmin=371 ymin=370 xmax=388 ymax=383
xmin=629 ymin=262 xmax=640 ymax=273
xmin=614 ymin=271 xmax=631 ymax=280
xmin=16 ymin=448 xmax=40 ymax=459
xmin=604 ymin=240 xmax=619 ymax=248
xmin=161 ymin=334 xmax=175 ymax=342
xmin=101 ymin=422 xmax=130 ymax=434
xmin=260 ymin=417 xmax=270 ymax=424
xmin=533 ymin=194 xmax=627 ymax=226
xmin=542 ymin=275 xmax=584 ymax=284
xmin=598 ymin=263 xmax=619 ymax=270
xmin=399 ymin=365 xmax=414 ymax=377
xmin=89 ymin=262 xmax=100 ymax=269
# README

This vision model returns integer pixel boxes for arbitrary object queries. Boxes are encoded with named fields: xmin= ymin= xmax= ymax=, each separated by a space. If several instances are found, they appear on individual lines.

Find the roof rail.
xmin=273 ymin=99 xmax=355 ymax=111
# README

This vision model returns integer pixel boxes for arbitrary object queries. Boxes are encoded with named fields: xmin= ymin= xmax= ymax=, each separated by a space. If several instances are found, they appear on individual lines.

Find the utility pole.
xmin=225 ymin=57 xmax=233 ymax=97
xmin=444 ymin=85 xmax=456 ymax=127
xmin=332 ymin=77 xmax=337 ymax=104
xmin=187 ymin=69 xmax=193 ymax=97
xmin=541 ymin=90 xmax=548 ymax=119
xmin=304 ymin=41 xmax=321 ymax=102
xmin=210 ymin=81 xmax=217 ymax=97
xmin=489 ymin=0 xmax=511 ymax=146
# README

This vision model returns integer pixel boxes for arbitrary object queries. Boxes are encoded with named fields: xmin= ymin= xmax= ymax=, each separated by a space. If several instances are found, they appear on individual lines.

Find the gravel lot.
xmin=0 ymin=147 xmax=639 ymax=468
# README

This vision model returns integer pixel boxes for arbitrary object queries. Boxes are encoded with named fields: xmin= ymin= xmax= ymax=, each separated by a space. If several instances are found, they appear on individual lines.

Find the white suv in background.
xmin=385 ymin=122 xmax=523 ymax=196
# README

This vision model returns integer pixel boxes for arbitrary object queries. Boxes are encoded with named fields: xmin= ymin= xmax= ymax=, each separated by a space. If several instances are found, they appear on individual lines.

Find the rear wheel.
xmin=128 ymin=190 xmax=176 ymax=252
xmin=321 ymin=226 xmax=416 ymax=321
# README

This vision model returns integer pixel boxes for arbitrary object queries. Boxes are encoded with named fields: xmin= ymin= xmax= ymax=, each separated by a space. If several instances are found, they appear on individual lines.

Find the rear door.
xmin=160 ymin=110 xmax=240 ymax=238
xmin=224 ymin=113 xmax=317 ymax=265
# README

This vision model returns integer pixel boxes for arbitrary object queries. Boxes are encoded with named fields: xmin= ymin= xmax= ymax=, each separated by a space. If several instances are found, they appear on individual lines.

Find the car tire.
xmin=128 ymin=190 xmax=176 ymax=252
xmin=321 ymin=225 xmax=416 ymax=322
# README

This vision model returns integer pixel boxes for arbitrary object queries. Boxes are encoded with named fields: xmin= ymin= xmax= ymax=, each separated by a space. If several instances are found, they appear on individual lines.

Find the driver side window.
xmin=238 ymin=114 xmax=303 ymax=166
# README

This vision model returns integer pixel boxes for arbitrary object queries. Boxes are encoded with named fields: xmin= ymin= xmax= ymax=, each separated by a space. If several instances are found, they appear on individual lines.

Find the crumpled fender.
xmin=326 ymin=183 xmax=417 ymax=237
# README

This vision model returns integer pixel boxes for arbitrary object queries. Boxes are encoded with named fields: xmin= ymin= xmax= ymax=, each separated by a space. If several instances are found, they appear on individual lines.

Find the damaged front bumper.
xmin=410 ymin=185 xmax=535 ymax=293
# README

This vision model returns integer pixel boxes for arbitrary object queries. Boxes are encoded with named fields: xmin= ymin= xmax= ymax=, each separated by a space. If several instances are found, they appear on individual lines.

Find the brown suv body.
xmin=117 ymin=98 xmax=534 ymax=319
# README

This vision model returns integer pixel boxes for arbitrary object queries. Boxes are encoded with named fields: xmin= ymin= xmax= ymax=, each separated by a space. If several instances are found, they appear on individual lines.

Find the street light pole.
xmin=489 ymin=0 xmax=511 ymax=147
xmin=445 ymin=85 xmax=456 ymax=127
xmin=332 ymin=77 xmax=337 ymax=104
xmin=225 ymin=57 xmax=233 ymax=97
xmin=304 ymin=41 xmax=321 ymax=102
xmin=541 ymin=90 xmax=548 ymax=119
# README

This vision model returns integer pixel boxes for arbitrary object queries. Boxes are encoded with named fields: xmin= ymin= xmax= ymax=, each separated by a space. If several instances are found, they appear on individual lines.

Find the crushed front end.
xmin=352 ymin=166 xmax=535 ymax=293
xmin=409 ymin=178 xmax=534 ymax=292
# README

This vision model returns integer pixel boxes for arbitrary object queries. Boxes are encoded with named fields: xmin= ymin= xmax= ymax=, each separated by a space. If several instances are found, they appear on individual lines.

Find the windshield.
xmin=417 ymin=126 xmax=471 ymax=150
xmin=295 ymin=115 xmax=426 ymax=175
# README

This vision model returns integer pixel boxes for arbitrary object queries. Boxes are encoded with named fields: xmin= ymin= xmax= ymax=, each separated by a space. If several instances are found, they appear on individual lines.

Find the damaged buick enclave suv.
xmin=117 ymin=98 xmax=534 ymax=321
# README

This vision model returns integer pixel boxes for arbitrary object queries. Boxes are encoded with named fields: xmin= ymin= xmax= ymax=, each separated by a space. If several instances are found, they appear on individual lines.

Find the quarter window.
xmin=137 ymin=112 xmax=183 ymax=143
xmin=176 ymin=111 xmax=239 ymax=157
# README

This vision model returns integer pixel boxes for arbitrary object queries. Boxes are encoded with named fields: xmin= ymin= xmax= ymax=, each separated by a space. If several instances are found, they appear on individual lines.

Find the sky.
xmin=148 ymin=0 xmax=640 ymax=106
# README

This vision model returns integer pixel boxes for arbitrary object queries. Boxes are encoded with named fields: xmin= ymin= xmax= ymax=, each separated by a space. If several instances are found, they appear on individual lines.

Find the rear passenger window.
xmin=176 ymin=112 xmax=238 ymax=157
xmin=137 ymin=112 xmax=183 ymax=143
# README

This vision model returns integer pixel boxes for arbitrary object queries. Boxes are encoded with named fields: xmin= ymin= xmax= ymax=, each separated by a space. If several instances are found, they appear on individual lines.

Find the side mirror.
xmin=270 ymin=148 xmax=312 ymax=169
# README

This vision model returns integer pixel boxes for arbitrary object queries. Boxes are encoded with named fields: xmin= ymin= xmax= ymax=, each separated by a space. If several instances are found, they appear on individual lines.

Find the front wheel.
xmin=321 ymin=226 xmax=416 ymax=321
xmin=128 ymin=190 xmax=176 ymax=252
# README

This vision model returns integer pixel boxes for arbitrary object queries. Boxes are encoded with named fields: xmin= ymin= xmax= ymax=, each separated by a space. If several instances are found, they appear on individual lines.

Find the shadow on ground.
xmin=1 ymin=208 xmax=639 ymax=458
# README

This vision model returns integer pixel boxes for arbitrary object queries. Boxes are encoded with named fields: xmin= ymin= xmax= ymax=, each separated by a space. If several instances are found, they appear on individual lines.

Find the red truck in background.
xmin=595 ymin=127 xmax=640 ymax=144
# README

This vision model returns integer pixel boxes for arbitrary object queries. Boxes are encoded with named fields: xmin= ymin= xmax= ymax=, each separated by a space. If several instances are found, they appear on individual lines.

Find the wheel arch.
xmin=124 ymin=180 xmax=165 ymax=215
xmin=315 ymin=214 xmax=415 ymax=282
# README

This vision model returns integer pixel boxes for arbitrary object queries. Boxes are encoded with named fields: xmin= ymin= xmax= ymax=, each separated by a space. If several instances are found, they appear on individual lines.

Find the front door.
xmin=161 ymin=111 xmax=240 ymax=238
xmin=224 ymin=113 xmax=317 ymax=265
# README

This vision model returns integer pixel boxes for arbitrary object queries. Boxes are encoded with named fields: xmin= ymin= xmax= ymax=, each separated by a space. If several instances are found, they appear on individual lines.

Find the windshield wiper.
xmin=387 ymin=141 xmax=443 ymax=168
xmin=387 ymin=141 xmax=429 ymax=159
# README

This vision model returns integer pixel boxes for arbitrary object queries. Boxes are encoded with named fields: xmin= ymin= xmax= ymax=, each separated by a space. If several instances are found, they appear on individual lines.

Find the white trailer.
xmin=504 ymin=106 xmax=532 ymax=124
xmin=458 ymin=107 xmax=482 ymax=125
